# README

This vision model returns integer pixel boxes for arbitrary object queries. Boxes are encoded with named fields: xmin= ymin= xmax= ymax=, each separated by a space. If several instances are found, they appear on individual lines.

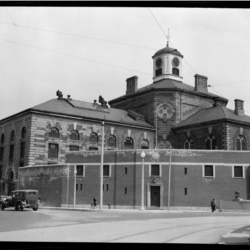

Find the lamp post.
xmin=168 ymin=146 xmax=172 ymax=211
xmin=73 ymin=165 xmax=77 ymax=209
xmin=100 ymin=122 xmax=105 ymax=210
xmin=140 ymin=151 xmax=146 ymax=210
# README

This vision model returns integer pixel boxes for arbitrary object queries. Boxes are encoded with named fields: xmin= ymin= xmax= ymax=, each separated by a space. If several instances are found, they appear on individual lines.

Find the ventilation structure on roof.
xmin=126 ymin=76 xmax=138 ymax=95
xmin=234 ymin=99 xmax=244 ymax=116
xmin=194 ymin=74 xmax=208 ymax=93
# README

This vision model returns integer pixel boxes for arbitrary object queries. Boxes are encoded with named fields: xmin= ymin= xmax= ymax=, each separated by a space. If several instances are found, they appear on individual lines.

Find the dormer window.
xmin=172 ymin=68 xmax=179 ymax=76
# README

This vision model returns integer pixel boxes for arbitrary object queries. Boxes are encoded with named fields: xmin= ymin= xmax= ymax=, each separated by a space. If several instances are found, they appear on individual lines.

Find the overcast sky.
xmin=0 ymin=7 xmax=250 ymax=120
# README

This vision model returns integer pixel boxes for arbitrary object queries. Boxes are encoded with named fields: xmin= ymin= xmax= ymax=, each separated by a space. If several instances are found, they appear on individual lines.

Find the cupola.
xmin=152 ymin=42 xmax=184 ymax=83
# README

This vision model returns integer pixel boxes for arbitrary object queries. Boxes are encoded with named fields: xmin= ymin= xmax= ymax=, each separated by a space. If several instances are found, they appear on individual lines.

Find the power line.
xmin=209 ymin=79 xmax=250 ymax=87
xmin=0 ymin=38 xmax=152 ymax=76
xmin=4 ymin=7 xmax=16 ymax=26
xmin=148 ymin=8 xmax=167 ymax=38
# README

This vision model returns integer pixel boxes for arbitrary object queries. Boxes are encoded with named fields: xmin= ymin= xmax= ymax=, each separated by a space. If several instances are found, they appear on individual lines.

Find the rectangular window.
xmin=69 ymin=145 xmax=79 ymax=151
xmin=125 ymin=187 xmax=127 ymax=194
xmin=151 ymin=165 xmax=160 ymax=176
xmin=76 ymin=184 xmax=78 ymax=191
xmin=0 ymin=165 xmax=2 ymax=180
xmin=234 ymin=166 xmax=243 ymax=178
xmin=184 ymin=168 xmax=187 ymax=175
xmin=106 ymin=184 xmax=109 ymax=191
xmin=80 ymin=184 xmax=82 ymax=191
xmin=76 ymin=165 xmax=84 ymax=177
xmin=184 ymin=188 xmax=187 ymax=195
xmin=103 ymin=165 xmax=110 ymax=177
xmin=0 ymin=147 xmax=4 ymax=161
xmin=9 ymin=144 xmax=14 ymax=161
xmin=204 ymin=165 xmax=214 ymax=177
xmin=89 ymin=147 xmax=98 ymax=151
xmin=20 ymin=142 xmax=25 ymax=158
xmin=156 ymin=68 xmax=162 ymax=76
xmin=48 ymin=143 xmax=59 ymax=158
xmin=125 ymin=167 xmax=127 ymax=174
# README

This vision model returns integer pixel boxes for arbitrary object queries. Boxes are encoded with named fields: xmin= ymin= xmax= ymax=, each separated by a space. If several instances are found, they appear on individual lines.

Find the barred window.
xmin=70 ymin=130 xmax=79 ymax=141
xmin=124 ymin=137 xmax=134 ymax=149
xmin=48 ymin=143 xmax=59 ymax=158
xmin=107 ymin=135 xmax=116 ymax=147
xmin=89 ymin=132 xmax=98 ymax=143
xmin=141 ymin=139 xmax=149 ymax=149
xmin=49 ymin=127 xmax=59 ymax=138
xmin=69 ymin=145 xmax=79 ymax=151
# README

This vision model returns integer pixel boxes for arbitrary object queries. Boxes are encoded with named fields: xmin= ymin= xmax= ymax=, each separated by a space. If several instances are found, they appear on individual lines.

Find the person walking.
xmin=211 ymin=199 xmax=216 ymax=212
xmin=93 ymin=197 xmax=97 ymax=209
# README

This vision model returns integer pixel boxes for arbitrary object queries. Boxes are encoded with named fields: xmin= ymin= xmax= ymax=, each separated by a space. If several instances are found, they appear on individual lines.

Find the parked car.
xmin=0 ymin=190 xmax=39 ymax=211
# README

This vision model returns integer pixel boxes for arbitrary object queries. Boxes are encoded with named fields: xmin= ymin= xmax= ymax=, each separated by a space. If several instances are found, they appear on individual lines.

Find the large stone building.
xmin=1 ymin=42 xmax=250 ymax=202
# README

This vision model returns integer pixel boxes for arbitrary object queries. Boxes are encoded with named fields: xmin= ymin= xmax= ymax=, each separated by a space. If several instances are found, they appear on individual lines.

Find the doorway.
xmin=150 ymin=186 xmax=160 ymax=207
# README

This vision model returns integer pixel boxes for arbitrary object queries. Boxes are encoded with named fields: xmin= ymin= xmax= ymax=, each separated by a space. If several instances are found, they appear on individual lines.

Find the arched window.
xmin=10 ymin=130 xmax=15 ymax=142
xmin=107 ymin=135 xmax=116 ymax=148
xmin=237 ymin=136 xmax=247 ymax=151
xmin=124 ymin=137 xmax=134 ymax=149
xmin=205 ymin=135 xmax=217 ymax=150
xmin=141 ymin=139 xmax=149 ymax=149
xmin=49 ymin=127 xmax=59 ymax=138
xmin=70 ymin=130 xmax=79 ymax=140
xmin=1 ymin=134 xmax=4 ymax=144
xmin=172 ymin=68 xmax=179 ymax=76
xmin=89 ymin=132 xmax=98 ymax=143
xmin=21 ymin=127 xmax=26 ymax=139
xmin=184 ymin=138 xmax=194 ymax=150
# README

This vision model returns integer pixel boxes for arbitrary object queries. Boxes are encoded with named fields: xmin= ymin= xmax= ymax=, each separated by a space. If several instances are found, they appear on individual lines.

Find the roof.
xmin=152 ymin=45 xmax=183 ymax=58
xmin=109 ymin=78 xmax=227 ymax=104
xmin=174 ymin=105 xmax=250 ymax=129
xmin=30 ymin=98 xmax=154 ymax=129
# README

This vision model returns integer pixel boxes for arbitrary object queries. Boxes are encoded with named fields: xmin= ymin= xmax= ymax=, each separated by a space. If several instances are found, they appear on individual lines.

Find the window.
xmin=20 ymin=142 xmax=25 ymax=158
xmin=89 ymin=146 xmax=98 ymax=151
xmin=106 ymin=184 xmax=109 ymax=191
xmin=10 ymin=130 xmax=15 ymax=142
xmin=107 ymin=135 xmax=116 ymax=148
xmin=184 ymin=168 xmax=187 ymax=175
xmin=48 ymin=143 xmax=59 ymax=158
xmin=124 ymin=137 xmax=134 ymax=149
xmin=89 ymin=132 xmax=98 ymax=143
xmin=237 ymin=136 xmax=247 ymax=151
xmin=0 ymin=147 xmax=4 ymax=161
xmin=233 ymin=166 xmax=244 ymax=178
xmin=150 ymin=164 xmax=160 ymax=177
xmin=125 ymin=167 xmax=127 ymax=174
xmin=141 ymin=139 xmax=149 ymax=149
xmin=184 ymin=188 xmax=187 ymax=195
xmin=103 ymin=165 xmax=110 ymax=177
xmin=184 ymin=139 xmax=194 ymax=150
xmin=76 ymin=184 xmax=78 ymax=191
xmin=0 ymin=165 xmax=2 ymax=180
xmin=80 ymin=184 xmax=82 ymax=190
xmin=125 ymin=188 xmax=127 ymax=194
xmin=76 ymin=165 xmax=84 ymax=177
xmin=70 ymin=130 xmax=79 ymax=141
xmin=204 ymin=165 xmax=214 ymax=177
xmin=172 ymin=68 xmax=179 ymax=76
xmin=205 ymin=135 xmax=217 ymax=150
xmin=0 ymin=134 xmax=4 ymax=144
xmin=21 ymin=127 xmax=26 ymax=139
xmin=9 ymin=144 xmax=14 ymax=162
xmin=156 ymin=68 xmax=162 ymax=76
xmin=69 ymin=145 xmax=79 ymax=151
xmin=19 ymin=161 xmax=24 ymax=167
xmin=49 ymin=127 xmax=59 ymax=138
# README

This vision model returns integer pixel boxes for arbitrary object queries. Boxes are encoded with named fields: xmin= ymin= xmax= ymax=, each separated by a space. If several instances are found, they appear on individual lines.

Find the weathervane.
xmin=166 ymin=28 xmax=171 ymax=47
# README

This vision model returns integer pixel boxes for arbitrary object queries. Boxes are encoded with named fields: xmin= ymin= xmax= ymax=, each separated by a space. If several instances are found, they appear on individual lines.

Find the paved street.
xmin=0 ymin=208 xmax=250 ymax=243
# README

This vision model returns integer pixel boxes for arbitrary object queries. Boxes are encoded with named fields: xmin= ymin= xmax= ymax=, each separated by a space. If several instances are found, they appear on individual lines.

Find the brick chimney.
xmin=194 ymin=74 xmax=208 ymax=93
xmin=126 ymin=76 xmax=138 ymax=95
xmin=234 ymin=99 xmax=244 ymax=116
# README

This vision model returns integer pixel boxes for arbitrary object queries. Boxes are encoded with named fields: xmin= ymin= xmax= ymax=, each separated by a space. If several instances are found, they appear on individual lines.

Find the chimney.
xmin=126 ymin=76 xmax=138 ymax=95
xmin=194 ymin=74 xmax=208 ymax=93
xmin=234 ymin=99 xmax=244 ymax=116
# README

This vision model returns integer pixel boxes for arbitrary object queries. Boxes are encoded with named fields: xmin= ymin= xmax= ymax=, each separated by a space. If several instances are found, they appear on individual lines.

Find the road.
xmin=0 ymin=208 xmax=250 ymax=243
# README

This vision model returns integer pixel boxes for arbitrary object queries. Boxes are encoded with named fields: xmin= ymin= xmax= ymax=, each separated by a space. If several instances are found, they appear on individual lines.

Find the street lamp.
xmin=140 ymin=151 xmax=146 ymax=211
xmin=168 ymin=146 xmax=172 ymax=211
xmin=100 ymin=122 xmax=105 ymax=210
xmin=73 ymin=166 xmax=77 ymax=209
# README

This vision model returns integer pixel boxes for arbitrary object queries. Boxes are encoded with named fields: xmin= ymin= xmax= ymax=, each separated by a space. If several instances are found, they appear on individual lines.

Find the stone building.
xmin=1 ymin=42 xmax=250 ymax=199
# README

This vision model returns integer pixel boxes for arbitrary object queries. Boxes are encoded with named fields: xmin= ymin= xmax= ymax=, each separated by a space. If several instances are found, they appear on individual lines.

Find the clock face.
xmin=156 ymin=58 xmax=162 ymax=68
xmin=172 ymin=57 xmax=180 ymax=67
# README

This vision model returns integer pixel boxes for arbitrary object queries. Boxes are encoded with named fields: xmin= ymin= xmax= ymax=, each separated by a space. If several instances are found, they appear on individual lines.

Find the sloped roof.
xmin=30 ymin=98 xmax=154 ymax=129
xmin=152 ymin=46 xmax=183 ymax=58
xmin=174 ymin=105 xmax=250 ymax=129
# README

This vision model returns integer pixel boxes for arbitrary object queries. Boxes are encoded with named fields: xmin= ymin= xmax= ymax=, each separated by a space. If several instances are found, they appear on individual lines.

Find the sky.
xmin=0 ymin=7 xmax=250 ymax=120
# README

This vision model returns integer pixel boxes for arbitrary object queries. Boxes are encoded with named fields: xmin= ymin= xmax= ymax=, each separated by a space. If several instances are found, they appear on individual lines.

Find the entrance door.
xmin=150 ymin=186 xmax=160 ymax=207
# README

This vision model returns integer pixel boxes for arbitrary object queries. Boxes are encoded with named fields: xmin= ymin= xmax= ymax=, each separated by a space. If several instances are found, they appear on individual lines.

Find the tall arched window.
xmin=184 ymin=138 xmax=194 ymax=149
xmin=70 ymin=130 xmax=79 ymax=140
xmin=20 ymin=127 xmax=26 ymax=160
xmin=124 ymin=137 xmax=134 ymax=149
xmin=9 ymin=130 xmax=15 ymax=163
xmin=10 ymin=130 xmax=15 ymax=142
xmin=49 ymin=127 xmax=59 ymax=138
xmin=141 ymin=139 xmax=149 ymax=149
xmin=107 ymin=135 xmax=116 ymax=148
xmin=237 ymin=136 xmax=247 ymax=151
xmin=89 ymin=132 xmax=98 ymax=143
xmin=205 ymin=135 xmax=217 ymax=150
xmin=0 ymin=134 xmax=4 ymax=162
xmin=21 ymin=127 xmax=26 ymax=139
xmin=1 ymin=134 xmax=4 ymax=144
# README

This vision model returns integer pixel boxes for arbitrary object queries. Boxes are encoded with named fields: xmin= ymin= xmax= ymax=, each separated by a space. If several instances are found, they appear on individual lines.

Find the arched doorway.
xmin=7 ymin=171 xmax=14 ymax=195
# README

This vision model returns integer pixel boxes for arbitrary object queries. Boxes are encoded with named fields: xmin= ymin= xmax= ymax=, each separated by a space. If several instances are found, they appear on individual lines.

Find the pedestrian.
xmin=93 ymin=197 xmax=97 ymax=209
xmin=211 ymin=199 xmax=216 ymax=212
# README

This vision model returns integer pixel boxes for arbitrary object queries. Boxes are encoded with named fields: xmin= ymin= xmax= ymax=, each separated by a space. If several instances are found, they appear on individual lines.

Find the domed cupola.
xmin=152 ymin=43 xmax=184 ymax=83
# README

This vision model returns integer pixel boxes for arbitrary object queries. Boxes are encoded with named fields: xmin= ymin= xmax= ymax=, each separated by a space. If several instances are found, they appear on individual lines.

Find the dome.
xmin=152 ymin=45 xmax=183 ymax=58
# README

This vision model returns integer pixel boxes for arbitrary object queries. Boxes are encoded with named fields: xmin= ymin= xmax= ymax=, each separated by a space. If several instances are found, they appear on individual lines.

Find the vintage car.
xmin=0 ymin=190 xmax=39 ymax=211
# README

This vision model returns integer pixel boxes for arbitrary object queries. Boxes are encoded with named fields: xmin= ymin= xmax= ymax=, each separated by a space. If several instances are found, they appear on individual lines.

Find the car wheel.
xmin=16 ymin=202 xmax=23 ymax=211
xmin=1 ymin=205 xmax=4 ymax=210
xmin=33 ymin=207 xmax=38 ymax=211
